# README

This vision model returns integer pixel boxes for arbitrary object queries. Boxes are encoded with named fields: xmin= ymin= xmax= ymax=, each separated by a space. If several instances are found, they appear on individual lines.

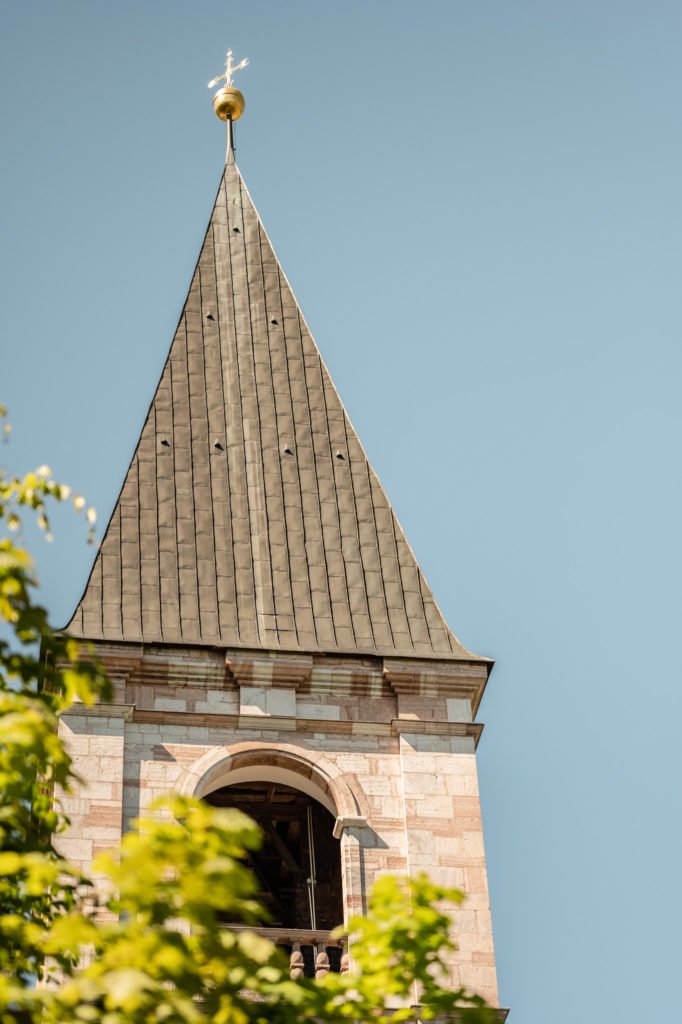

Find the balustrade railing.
xmin=227 ymin=926 xmax=349 ymax=980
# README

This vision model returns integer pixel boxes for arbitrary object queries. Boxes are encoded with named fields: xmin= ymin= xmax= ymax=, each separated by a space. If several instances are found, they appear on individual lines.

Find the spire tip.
xmin=209 ymin=48 xmax=248 ymax=122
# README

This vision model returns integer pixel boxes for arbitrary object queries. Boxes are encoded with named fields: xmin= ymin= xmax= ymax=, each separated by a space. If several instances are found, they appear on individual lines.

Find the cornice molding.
xmin=63 ymin=702 xmax=135 ymax=720
xmin=226 ymin=652 xmax=313 ymax=689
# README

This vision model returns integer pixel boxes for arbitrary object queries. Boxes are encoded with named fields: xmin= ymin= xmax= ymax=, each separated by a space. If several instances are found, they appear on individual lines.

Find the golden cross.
xmin=208 ymin=49 xmax=249 ymax=90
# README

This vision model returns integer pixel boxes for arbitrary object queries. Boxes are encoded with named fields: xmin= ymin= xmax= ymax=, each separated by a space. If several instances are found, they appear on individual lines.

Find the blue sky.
xmin=2 ymin=2 xmax=681 ymax=1020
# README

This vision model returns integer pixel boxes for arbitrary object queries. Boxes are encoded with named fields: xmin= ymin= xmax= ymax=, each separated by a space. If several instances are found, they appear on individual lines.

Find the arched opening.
xmin=204 ymin=779 xmax=344 ymax=933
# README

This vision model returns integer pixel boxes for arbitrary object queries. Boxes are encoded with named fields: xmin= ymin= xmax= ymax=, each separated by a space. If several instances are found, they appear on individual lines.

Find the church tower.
xmin=59 ymin=62 xmax=502 ymax=1010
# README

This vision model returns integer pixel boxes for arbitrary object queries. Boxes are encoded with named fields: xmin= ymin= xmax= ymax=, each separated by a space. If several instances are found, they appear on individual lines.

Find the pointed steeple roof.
xmin=67 ymin=152 xmax=481 ymax=662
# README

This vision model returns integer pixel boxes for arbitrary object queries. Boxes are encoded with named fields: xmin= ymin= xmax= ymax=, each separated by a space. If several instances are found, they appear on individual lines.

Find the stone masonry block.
xmin=265 ymin=688 xmax=296 ymax=717
xmin=446 ymin=697 xmax=472 ymax=722
xmin=297 ymin=702 xmax=340 ymax=720
xmin=154 ymin=697 xmax=187 ymax=712
xmin=239 ymin=686 xmax=266 ymax=715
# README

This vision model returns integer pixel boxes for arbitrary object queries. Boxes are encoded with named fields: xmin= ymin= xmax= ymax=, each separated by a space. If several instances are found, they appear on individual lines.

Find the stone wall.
xmin=57 ymin=644 xmax=498 ymax=1006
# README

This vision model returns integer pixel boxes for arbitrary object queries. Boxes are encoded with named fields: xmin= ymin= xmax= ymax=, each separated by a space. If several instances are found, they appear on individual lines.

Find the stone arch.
xmin=175 ymin=741 xmax=369 ymax=823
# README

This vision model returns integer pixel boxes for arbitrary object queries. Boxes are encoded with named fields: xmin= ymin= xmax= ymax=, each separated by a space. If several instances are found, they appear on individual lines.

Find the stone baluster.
xmin=289 ymin=943 xmax=304 ymax=980
xmin=315 ymin=945 xmax=330 ymax=981
xmin=340 ymin=947 xmax=350 ymax=974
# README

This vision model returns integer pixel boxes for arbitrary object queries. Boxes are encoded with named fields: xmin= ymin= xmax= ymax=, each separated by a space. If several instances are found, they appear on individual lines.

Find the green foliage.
xmin=0 ymin=410 xmax=496 ymax=1023
xmin=322 ymin=875 xmax=494 ymax=1021
xmin=0 ymin=411 xmax=110 ymax=991
xmin=37 ymin=797 xmax=302 ymax=1024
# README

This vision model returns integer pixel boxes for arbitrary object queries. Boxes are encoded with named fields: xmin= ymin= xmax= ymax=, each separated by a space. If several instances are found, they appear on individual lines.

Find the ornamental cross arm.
xmin=208 ymin=49 xmax=249 ymax=89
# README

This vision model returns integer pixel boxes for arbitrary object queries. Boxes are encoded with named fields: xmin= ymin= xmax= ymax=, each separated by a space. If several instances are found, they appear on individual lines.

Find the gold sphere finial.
xmin=212 ymin=87 xmax=245 ymax=122
xmin=208 ymin=48 xmax=249 ymax=122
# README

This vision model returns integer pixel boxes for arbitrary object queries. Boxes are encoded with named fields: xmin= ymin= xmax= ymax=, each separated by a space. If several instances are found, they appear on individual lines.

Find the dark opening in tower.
xmin=204 ymin=780 xmax=343 ymax=932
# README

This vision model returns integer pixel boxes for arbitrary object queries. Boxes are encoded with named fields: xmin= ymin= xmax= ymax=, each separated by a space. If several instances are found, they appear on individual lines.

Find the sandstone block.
xmin=154 ymin=697 xmax=187 ymax=712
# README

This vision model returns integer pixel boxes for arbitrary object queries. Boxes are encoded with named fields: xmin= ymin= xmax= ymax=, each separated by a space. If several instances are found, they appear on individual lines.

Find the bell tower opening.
xmin=204 ymin=780 xmax=343 ymax=933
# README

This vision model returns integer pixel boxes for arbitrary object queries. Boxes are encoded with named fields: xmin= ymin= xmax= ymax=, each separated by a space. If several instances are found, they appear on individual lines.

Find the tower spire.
xmin=208 ymin=48 xmax=248 ymax=161
xmin=66 ymin=126 xmax=482 ymax=663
